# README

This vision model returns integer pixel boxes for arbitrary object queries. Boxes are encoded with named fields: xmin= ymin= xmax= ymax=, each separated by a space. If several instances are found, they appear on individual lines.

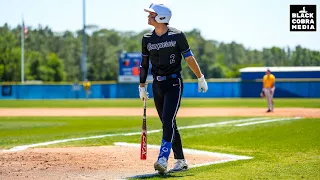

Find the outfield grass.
xmin=0 ymin=116 xmax=319 ymax=179
xmin=0 ymin=98 xmax=319 ymax=108
xmin=0 ymin=116 xmax=238 ymax=149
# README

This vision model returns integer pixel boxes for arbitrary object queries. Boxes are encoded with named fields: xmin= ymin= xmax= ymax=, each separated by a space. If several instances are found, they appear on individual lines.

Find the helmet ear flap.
xmin=155 ymin=14 xmax=171 ymax=23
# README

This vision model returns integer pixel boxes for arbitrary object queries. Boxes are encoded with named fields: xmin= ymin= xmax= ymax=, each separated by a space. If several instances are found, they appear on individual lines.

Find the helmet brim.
xmin=144 ymin=8 xmax=155 ymax=13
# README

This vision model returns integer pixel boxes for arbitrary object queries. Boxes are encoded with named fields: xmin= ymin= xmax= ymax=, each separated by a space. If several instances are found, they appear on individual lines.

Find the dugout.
xmin=239 ymin=66 xmax=320 ymax=98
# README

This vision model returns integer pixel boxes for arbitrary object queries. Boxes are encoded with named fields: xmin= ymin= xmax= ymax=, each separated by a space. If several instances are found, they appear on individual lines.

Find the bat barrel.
xmin=141 ymin=98 xmax=147 ymax=160
xmin=140 ymin=131 xmax=147 ymax=160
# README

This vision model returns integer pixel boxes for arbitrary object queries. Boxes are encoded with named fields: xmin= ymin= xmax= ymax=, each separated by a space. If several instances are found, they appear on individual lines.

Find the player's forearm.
xmin=185 ymin=56 xmax=202 ymax=78
xmin=139 ymin=56 xmax=149 ymax=87
xmin=139 ymin=67 xmax=148 ymax=87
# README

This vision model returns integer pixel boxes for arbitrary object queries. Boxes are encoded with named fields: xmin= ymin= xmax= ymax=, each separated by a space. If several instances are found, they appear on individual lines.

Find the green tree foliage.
xmin=25 ymin=51 xmax=42 ymax=80
xmin=0 ymin=24 xmax=319 ymax=82
xmin=46 ymin=53 xmax=66 ymax=81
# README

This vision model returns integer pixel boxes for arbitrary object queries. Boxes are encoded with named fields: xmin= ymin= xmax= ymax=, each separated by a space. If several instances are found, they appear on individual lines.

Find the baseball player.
xmin=139 ymin=3 xmax=208 ymax=174
xmin=83 ymin=79 xmax=91 ymax=100
xmin=262 ymin=69 xmax=276 ymax=112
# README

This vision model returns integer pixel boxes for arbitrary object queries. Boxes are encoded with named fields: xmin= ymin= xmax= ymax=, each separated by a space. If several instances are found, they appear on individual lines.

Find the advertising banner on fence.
xmin=118 ymin=52 xmax=153 ymax=83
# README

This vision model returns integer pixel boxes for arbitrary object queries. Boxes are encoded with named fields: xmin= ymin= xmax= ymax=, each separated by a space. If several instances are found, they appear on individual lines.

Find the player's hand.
xmin=139 ymin=86 xmax=149 ymax=101
xmin=198 ymin=74 xmax=208 ymax=93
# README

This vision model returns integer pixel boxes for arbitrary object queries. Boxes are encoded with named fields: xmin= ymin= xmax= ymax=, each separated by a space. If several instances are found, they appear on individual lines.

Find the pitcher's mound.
xmin=0 ymin=143 xmax=251 ymax=180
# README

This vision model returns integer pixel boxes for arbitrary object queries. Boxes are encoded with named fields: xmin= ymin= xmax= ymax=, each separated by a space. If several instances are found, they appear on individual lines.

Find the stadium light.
xmin=81 ymin=0 xmax=87 ymax=81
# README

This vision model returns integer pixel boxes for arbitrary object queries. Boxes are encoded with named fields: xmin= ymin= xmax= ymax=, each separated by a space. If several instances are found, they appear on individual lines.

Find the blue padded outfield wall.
xmin=1 ymin=80 xmax=319 ymax=99
xmin=240 ymin=81 xmax=320 ymax=98
xmin=0 ymin=82 xmax=240 ymax=99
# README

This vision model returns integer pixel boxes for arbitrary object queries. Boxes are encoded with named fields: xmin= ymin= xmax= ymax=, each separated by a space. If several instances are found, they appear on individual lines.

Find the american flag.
xmin=22 ymin=19 xmax=28 ymax=39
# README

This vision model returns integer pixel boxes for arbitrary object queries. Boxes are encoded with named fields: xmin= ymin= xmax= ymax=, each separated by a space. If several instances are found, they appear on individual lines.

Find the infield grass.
xmin=0 ymin=116 xmax=241 ymax=149
xmin=0 ymin=98 xmax=319 ymax=108
xmin=0 ymin=116 xmax=319 ymax=179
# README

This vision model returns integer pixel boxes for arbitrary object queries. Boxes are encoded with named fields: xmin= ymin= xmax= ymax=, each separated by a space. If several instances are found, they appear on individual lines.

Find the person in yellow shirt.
xmin=262 ymin=69 xmax=276 ymax=112
xmin=83 ymin=79 xmax=91 ymax=100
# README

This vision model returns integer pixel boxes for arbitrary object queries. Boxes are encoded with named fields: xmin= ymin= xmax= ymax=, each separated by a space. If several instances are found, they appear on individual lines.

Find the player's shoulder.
xmin=142 ymin=31 xmax=153 ymax=39
xmin=167 ymin=26 xmax=186 ymax=38
xmin=168 ymin=26 xmax=183 ymax=35
xmin=142 ymin=31 xmax=153 ymax=44
xmin=271 ymin=74 xmax=275 ymax=78
xmin=263 ymin=75 xmax=267 ymax=79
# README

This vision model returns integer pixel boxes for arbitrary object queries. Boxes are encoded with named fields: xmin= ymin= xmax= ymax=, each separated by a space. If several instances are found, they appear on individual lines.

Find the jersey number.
xmin=170 ymin=54 xmax=175 ymax=64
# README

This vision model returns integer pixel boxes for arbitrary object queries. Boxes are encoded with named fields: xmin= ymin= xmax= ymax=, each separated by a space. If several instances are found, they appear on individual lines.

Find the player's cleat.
xmin=266 ymin=109 xmax=271 ymax=113
xmin=170 ymin=159 xmax=188 ymax=172
xmin=154 ymin=157 xmax=168 ymax=174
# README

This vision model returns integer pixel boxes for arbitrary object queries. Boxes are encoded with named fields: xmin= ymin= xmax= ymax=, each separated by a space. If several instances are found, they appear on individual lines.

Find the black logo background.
xmin=290 ymin=5 xmax=317 ymax=32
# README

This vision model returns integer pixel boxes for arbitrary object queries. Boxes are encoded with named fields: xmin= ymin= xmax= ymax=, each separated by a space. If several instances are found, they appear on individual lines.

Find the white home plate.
xmin=115 ymin=142 xmax=253 ymax=179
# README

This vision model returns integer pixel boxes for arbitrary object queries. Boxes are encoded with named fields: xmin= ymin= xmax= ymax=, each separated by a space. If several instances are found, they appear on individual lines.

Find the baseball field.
xmin=0 ymin=98 xmax=319 ymax=180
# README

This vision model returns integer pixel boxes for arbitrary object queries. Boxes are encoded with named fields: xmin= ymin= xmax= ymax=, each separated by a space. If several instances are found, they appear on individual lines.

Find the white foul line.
xmin=1 ymin=117 xmax=270 ymax=152
xmin=114 ymin=142 xmax=252 ymax=160
xmin=178 ymin=117 xmax=270 ymax=130
xmin=115 ymin=142 xmax=252 ymax=179
xmin=235 ymin=117 xmax=303 ymax=127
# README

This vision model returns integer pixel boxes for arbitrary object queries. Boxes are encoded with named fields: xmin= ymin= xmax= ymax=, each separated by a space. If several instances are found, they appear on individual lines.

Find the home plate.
xmin=115 ymin=142 xmax=253 ymax=179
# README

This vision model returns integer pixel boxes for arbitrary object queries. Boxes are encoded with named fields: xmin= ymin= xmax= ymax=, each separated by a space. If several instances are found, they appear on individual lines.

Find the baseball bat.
xmin=140 ymin=98 xmax=147 ymax=160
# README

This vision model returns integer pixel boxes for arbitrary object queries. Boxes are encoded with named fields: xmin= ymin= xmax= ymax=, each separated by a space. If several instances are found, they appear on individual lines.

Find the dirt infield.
xmin=0 ymin=146 xmax=234 ymax=180
xmin=0 ymin=107 xmax=319 ymax=180
xmin=0 ymin=107 xmax=319 ymax=118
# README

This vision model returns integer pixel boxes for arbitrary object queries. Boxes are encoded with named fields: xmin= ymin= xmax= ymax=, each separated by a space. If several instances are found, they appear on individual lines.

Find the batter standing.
xmin=138 ymin=3 xmax=208 ymax=174
xmin=263 ymin=69 xmax=276 ymax=112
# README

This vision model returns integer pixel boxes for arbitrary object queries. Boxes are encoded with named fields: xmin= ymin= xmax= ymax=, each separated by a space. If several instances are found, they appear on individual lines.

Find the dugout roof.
xmin=239 ymin=66 xmax=320 ymax=80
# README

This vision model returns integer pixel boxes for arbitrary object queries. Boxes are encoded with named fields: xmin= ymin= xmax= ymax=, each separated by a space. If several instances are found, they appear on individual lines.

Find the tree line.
xmin=0 ymin=23 xmax=319 ymax=82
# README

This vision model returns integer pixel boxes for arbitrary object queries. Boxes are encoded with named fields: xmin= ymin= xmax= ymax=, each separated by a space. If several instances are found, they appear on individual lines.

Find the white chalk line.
xmin=178 ymin=117 xmax=270 ymax=130
xmin=116 ymin=142 xmax=252 ymax=180
xmin=124 ymin=159 xmax=247 ymax=180
xmin=122 ymin=116 xmax=302 ymax=179
xmin=235 ymin=117 xmax=303 ymax=126
xmin=1 ymin=117 xmax=274 ymax=152
xmin=114 ymin=142 xmax=252 ymax=160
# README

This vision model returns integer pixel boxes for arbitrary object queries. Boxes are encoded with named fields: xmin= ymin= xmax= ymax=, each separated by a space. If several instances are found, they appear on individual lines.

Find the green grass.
xmin=0 ymin=98 xmax=319 ymax=108
xmin=0 ymin=116 xmax=155 ymax=149
xmin=0 ymin=116 xmax=239 ymax=149
xmin=0 ymin=116 xmax=319 ymax=179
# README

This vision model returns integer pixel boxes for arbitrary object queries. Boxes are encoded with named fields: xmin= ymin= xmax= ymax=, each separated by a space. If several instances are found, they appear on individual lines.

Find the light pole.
xmin=21 ymin=17 xmax=25 ymax=83
xmin=81 ymin=0 xmax=87 ymax=81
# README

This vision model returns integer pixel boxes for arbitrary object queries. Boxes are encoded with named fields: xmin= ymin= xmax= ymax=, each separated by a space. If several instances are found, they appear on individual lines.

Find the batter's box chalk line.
xmin=114 ymin=142 xmax=253 ymax=180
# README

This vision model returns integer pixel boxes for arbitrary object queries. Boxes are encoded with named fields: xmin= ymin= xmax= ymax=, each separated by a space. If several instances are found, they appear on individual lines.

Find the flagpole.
xmin=21 ymin=16 xmax=25 ymax=84
xmin=82 ymin=0 xmax=87 ymax=81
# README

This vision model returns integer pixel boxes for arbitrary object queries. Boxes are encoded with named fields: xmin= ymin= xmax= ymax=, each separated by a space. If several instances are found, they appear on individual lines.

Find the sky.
xmin=1 ymin=0 xmax=319 ymax=51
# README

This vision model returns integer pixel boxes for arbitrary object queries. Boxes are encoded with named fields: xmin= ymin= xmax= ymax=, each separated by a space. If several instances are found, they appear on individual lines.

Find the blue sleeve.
xmin=178 ymin=32 xmax=193 ymax=59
